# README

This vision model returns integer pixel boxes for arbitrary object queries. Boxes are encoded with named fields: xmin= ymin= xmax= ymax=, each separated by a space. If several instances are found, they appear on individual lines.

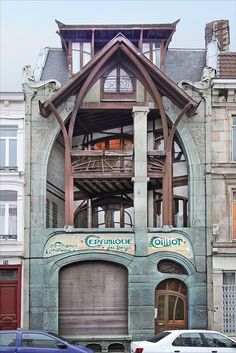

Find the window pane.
xmin=142 ymin=42 xmax=150 ymax=59
xmin=0 ymin=129 xmax=17 ymax=137
xmin=154 ymin=47 xmax=160 ymax=68
xmin=175 ymin=298 xmax=184 ymax=320
xmin=109 ymin=139 xmax=120 ymax=150
xmin=177 ymin=333 xmax=204 ymax=347
xmin=104 ymin=69 xmax=117 ymax=92
xmin=233 ymin=126 xmax=236 ymax=161
xmin=0 ymin=204 xmax=6 ymax=234
xmin=21 ymin=333 xmax=59 ymax=348
xmin=0 ymin=333 xmax=17 ymax=347
xmin=204 ymin=332 xmax=235 ymax=348
xmin=0 ymin=190 xmax=17 ymax=201
xmin=72 ymin=42 xmax=80 ymax=74
xmin=124 ymin=207 xmax=133 ymax=228
xmin=233 ymin=202 xmax=236 ymax=240
xmin=0 ymin=140 xmax=6 ymax=166
xmin=223 ymin=273 xmax=235 ymax=285
xmin=9 ymin=140 xmax=17 ymax=166
xmin=157 ymin=295 xmax=165 ymax=320
xmin=83 ymin=42 xmax=91 ymax=66
xmin=168 ymin=295 xmax=176 ymax=320
xmin=9 ymin=205 xmax=17 ymax=235
xmin=0 ymin=269 xmax=18 ymax=279
xmin=120 ymin=69 xmax=133 ymax=92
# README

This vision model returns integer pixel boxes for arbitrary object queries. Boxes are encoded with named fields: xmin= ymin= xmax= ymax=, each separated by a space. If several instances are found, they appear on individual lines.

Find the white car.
xmin=130 ymin=330 xmax=236 ymax=353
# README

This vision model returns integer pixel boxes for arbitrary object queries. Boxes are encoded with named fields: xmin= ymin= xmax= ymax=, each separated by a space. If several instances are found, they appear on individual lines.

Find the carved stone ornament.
xmin=178 ymin=66 xmax=215 ymax=92
xmin=22 ymin=65 xmax=61 ymax=94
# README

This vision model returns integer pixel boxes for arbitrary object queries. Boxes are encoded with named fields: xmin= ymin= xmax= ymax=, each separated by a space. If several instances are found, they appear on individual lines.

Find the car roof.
xmin=0 ymin=329 xmax=51 ymax=333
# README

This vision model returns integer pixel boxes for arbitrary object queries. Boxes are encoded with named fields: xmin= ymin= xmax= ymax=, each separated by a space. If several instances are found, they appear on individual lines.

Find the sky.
xmin=1 ymin=0 xmax=236 ymax=92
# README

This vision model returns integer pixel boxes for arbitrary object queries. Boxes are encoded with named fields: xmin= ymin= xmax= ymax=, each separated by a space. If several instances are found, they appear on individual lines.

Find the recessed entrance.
xmin=59 ymin=261 xmax=128 ymax=336
xmin=155 ymin=279 xmax=187 ymax=332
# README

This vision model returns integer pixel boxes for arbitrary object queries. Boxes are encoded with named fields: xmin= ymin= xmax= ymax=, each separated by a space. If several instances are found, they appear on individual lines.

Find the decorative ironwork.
xmin=223 ymin=284 xmax=236 ymax=334
xmin=0 ymin=234 xmax=17 ymax=240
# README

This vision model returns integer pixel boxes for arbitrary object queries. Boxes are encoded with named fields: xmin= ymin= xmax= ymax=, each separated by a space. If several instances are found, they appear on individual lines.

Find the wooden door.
xmin=155 ymin=279 xmax=187 ymax=332
xmin=0 ymin=267 xmax=21 ymax=330
xmin=59 ymin=261 xmax=128 ymax=336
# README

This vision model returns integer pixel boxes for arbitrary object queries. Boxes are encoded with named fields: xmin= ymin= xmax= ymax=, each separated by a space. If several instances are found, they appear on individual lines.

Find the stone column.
xmin=132 ymin=106 xmax=149 ymax=256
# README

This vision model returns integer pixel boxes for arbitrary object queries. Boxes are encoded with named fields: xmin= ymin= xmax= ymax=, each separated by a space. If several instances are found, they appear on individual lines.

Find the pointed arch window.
xmin=101 ymin=65 xmax=136 ymax=100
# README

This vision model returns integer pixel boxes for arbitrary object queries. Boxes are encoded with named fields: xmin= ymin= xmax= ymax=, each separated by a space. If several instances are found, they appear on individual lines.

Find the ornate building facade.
xmin=22 ymin=19 xmax=235 ymax=350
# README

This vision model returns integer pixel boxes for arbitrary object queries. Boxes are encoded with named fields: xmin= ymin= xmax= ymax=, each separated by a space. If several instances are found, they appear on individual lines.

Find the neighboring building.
xmin=210 ymin=51 xmax=236 ymax=338
xmin=180 ymin=20 xmax=236 ymax=340
xmin=22 ymin=19 xmax=235 ymax=350
xmin=0 ymin=92 xmax=25 ymax=330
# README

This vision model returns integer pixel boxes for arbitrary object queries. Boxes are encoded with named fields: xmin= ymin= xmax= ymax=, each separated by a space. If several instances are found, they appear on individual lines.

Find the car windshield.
xmin=147 ymin=331 xmax=171 ymax=343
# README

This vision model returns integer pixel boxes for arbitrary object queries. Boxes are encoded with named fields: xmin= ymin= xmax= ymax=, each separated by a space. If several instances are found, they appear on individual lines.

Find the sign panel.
xmin=148 ymin=232 xmax=193 ymax=258
xmin=44 ymin=233 xmax=135 ymax=257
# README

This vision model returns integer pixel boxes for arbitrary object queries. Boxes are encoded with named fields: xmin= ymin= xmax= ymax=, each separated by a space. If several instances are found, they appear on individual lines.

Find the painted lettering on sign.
xmin=150 ymin=237 xmax=184 ymax=248
xmin=148 ymin=233 xmax=193 ymax=258
xmin=43 ymin=233 xmax=135 ymax=257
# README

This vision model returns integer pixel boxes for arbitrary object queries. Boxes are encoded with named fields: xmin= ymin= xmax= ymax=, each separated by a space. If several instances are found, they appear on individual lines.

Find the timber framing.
xmin=39 ymin=29 xmax=198 ymax=226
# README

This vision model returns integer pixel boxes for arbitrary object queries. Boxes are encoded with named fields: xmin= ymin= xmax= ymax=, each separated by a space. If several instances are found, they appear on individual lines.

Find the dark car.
xmin=0 ymin=329 xmax=94 ymax=353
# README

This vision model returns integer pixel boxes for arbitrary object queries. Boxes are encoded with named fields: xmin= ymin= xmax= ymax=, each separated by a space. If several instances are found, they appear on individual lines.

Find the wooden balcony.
xmin=71 ymin=150 xmax=133 ymax=179
xmin=71 ymin=149 xmax=166 ymax=179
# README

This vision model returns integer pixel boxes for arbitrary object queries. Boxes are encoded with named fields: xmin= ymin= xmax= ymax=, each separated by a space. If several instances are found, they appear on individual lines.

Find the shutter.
xmin=59 ymin=261 xmax=128 ymax=335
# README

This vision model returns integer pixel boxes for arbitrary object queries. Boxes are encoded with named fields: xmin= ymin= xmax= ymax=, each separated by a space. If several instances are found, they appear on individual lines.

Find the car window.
xmin=172 ymin=333 xmax=205 ymax=347
xmin=21 ymin=333 xmax=64 ymax=348
xmin=203 ymin=332 xmax=236 ymax=348
xmin=0 ymin=333 xmax=17 ymax=347
xmin=147 ymin=331 xmax=171 ymax=342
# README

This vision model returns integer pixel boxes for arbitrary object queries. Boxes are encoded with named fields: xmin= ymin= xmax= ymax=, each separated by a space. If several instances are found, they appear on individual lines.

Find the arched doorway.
xmin=59 ymin=261 xmax=128 ymax=336
xmin=155 ymin=279 xmax=188 ymax=333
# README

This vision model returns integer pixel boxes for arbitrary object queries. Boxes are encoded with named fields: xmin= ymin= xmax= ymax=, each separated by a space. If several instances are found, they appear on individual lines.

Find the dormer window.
xmin=142 ymin=42 xmax=160 ymax=68
xmin=101 ymin=65 xmax=135 ymax=100
xmin=72 ymin=42 xmax=91 ymax=74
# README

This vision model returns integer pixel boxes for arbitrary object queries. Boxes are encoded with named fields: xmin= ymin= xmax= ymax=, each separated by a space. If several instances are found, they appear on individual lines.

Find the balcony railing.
xmin=0 ymin=234 xmax=17 ymax=240
xmin=71 ymin=150 xmax=166 ymax=179
xmin=71 ymin=150 xmax=133 ymax=179
xmin=0 ymin=166 xmax=18 ymax=172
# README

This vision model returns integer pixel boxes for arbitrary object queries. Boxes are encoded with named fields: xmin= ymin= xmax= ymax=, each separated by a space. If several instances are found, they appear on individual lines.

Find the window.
xmin=154 ymin=195 xmax=188 ymax=227
xmin=75 ymin=197 xmax=134 ymax=229
xmin=223 ymin=272 xmax=236 ymax=334
xmin=172 ymin=333 xmax=204 ymax=347
xmin=232 ymin=116 xmax=236 ymax=161
xmin=101 ymin=66 xmax=135 ymax=100
xmin=93 ymin=136 xmax=133 ymax=151
xmin=93 ymin=202 xmax=133 ymax=228
xmin=72 ymin=42 xmax=91 ymax=74
xmin=0 ymin=191 xmax=17 ymax=239
xmin=233 ymin=192 xmax=236 ymax=240
xmin=203 ymin=332 xmax=236 ymax=348
xmin=46 ymin=199 xmax=58 ymax=228
xmin=157 ymin=260 xmax=188 ymax=275
xmin=142 ymin=42 xmax=160 ymax=67
xmin=0 ymin=128 xmax=17 ymax=171
xmin=21 ymin=333 xmax=61 ymax=348
xmin=0 ymin=333 xmax=17 ymax=347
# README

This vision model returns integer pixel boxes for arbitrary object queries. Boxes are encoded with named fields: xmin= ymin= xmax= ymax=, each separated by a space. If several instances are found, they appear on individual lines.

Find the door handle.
xmin=212 ymin=351 xmax=218 ymax=353
xmin=174 ymin=351 xmax=180 ymax=353
xmin=158 ymin=323 xmax=164 ymax=326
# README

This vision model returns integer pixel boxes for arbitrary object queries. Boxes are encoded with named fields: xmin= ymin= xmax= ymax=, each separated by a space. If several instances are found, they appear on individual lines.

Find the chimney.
xmin=205 ymin=20 xmax=230 ymax=52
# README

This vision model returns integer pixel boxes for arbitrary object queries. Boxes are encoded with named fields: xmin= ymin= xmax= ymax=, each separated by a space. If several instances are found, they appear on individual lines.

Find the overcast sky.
xmin=1 ymin=0 xmax=236 ymax=92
